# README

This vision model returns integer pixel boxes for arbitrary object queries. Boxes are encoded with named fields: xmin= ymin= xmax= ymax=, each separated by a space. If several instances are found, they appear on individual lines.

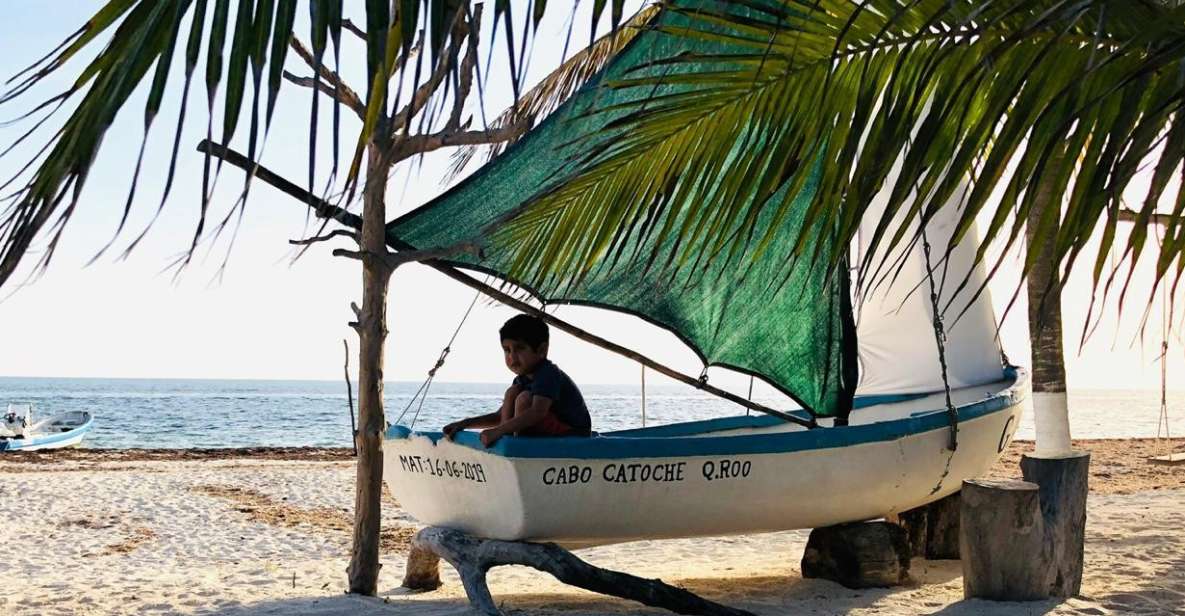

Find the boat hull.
xmin=383 ymin=370 xmax=1028 ymax=547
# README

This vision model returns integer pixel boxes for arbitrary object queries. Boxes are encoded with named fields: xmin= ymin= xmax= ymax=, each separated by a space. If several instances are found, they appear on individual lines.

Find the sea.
xmin=0 ymin=377 xmax=1181 ymax=449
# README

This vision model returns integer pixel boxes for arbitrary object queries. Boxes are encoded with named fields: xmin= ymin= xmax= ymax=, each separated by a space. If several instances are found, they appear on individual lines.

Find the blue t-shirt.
xmin=513 ymin=360 xmax=591 ymax=435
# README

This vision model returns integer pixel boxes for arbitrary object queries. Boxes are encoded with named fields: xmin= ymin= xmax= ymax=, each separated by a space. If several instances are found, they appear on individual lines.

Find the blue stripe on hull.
xmin=385 ymin=368 xmax=1026 ymax=460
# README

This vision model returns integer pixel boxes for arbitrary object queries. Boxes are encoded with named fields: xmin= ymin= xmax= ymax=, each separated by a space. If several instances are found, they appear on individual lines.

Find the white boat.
xmin=0 ymin=403 xmax=94 ymax=452
xmin=384 ymin=370 xmax=1026 ymax=547
xmin=381 ymin=2 xmax=1027 ymax=548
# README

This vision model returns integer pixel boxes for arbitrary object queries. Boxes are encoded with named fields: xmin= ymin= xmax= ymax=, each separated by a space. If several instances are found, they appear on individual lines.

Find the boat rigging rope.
xmin=397 ymin=287 xmax=484 ymax=429
xmin=920 ymin=222 xmax=959 ymax=451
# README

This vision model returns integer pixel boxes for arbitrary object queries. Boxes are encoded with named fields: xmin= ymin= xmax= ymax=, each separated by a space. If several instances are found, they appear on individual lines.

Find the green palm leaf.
xmin=488 ymin=0 xmax=1185 ymax=320
xmin=0 ymin=0 xmax=612 ymax=288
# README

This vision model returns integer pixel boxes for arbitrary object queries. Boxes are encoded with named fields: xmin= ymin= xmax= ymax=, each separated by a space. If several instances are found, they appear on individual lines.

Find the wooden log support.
xmin=801 ymin=522 xmax=911 ymax=588
xmin=959 ymin=479 xmax=1050 ymax=601
xmin=923 ymin=492 xmax=961 ymax=560
xmin=405 ymin=527 xmax=755 ymax=616
xmin=1021 ymin=451 xmax=1090 ymax=597
xmin=887 ymin=508 xmax=927 ymax=558
xmin=890 ymin=492 xmax=960 ymax=560
xmin=401 ymin=543 xmax=442 ymax=591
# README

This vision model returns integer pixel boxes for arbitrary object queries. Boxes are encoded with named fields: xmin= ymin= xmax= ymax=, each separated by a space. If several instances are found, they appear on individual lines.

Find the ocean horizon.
xmin=1 ymin=376 xmax=1181 ymax=449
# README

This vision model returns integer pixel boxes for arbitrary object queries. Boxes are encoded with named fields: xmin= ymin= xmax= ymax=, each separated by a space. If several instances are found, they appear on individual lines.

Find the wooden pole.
xmin=641 ymin=365 xmax=647 ymax=427
xmin=197 ymin=140 xmax=817 ymax=430
xmin=345 ymin=142 xmax=393 ymax=595
xmin=1021 ymin=452 xmax=1091 ymax=597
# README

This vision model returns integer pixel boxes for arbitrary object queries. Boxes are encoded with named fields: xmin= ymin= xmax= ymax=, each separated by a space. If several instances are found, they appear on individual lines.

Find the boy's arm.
xmin=442 ymin=412 xmax=500 ymax=438
xmin=480 ymin=396 xmax=552 ymax=446
xmin=443 ymin=385 xmax=521 ymax=439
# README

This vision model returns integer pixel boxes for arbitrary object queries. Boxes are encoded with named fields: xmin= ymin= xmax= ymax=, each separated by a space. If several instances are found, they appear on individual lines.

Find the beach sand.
xmin=2 ymin=438 xmax=1182 ymax=616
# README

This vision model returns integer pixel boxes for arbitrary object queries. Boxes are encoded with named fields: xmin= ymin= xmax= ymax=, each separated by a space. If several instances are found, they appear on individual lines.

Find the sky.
xmin=0 ymin=1 xmax=1181 ymax=398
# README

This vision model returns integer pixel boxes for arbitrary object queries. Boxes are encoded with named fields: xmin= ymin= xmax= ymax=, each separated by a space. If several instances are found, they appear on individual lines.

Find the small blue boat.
xmin=0 ymin=404 xmax=94 ymax=452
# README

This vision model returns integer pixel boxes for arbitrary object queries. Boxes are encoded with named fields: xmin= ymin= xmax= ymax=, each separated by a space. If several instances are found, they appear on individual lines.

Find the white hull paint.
xmin=384 ymin=371 xmax=1028 ymax=547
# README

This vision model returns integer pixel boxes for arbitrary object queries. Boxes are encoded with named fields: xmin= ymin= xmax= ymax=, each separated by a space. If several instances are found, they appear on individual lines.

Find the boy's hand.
xmin=479 ymin=428 xmax=503 ymax=448
xmin=442 ymin=421 xmax=465 ymax=440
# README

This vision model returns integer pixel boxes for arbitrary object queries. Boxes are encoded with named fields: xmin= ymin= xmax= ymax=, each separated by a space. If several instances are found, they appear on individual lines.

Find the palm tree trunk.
xmin=1025 ymin=152 xmax=1073 ymax=457
xmin=347 ymin=142 xmax=394 ymax=594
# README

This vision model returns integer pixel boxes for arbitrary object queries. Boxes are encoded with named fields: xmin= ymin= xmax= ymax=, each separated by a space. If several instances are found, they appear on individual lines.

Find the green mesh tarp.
xmin=387 ymin=1 xmax=857 ymax=417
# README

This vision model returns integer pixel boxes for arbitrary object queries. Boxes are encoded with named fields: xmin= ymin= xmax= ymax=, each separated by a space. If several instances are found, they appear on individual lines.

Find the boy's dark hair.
xmin=500 ymin=314 xmax=549 ymax=350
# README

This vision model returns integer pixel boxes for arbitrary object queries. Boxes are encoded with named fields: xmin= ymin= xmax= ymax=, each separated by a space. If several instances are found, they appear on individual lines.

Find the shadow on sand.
xmin=193 ymin=565 xmax=1079 ymax=616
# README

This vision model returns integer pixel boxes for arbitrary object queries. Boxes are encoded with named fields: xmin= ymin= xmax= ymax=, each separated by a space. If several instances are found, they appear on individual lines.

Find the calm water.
xmin=0 ymin=377 xmax=1181 ymax=449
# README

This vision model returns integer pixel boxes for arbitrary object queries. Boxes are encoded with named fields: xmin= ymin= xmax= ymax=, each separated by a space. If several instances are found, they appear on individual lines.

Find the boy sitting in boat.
xmin=443 ymin=314 xmax=591 ymax=447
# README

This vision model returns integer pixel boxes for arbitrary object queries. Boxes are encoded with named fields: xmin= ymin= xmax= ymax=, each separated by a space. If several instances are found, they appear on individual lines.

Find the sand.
xmin=1 ymin=438 xmax=1183 ymax=616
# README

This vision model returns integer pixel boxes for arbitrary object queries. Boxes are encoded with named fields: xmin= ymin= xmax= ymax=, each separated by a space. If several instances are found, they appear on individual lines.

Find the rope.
xmin=920 ymin=223 xmax=959 ymax=451
xmin=1150 ymin=221 xmax=1173 ymax=454
xmin=397 ymin=287 xmax=483 ymax=429
xmin=1157 ymin=225 xmax=1172 ymax=446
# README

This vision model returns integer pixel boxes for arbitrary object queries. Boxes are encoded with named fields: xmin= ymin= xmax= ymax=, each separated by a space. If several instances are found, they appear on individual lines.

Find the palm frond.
xmin=0 ymin=0 xmax=610 ymax=288
xmin=489 ymin=0 xmax=1185 ymax=320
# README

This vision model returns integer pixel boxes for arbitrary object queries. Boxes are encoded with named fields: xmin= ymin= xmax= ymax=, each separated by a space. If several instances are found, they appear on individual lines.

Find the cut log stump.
xmin=960 ymin=479 xmax=1050 ymax=601
xmin=801 ymin=522 xmax=911 ymax=588
xmin=1021 ymin=451 xmax=1090 ymax=597
xmin=403 ymin=527 xmax=755 ymax=616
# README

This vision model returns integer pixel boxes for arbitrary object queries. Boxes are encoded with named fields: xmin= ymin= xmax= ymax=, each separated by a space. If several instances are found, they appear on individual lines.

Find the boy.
xmin=443 ymin=314 xmax=591 ymax=447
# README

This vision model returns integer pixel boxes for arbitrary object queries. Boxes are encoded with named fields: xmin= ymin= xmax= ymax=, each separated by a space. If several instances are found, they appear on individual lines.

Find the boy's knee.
xmin=514 ymin=390 xmax=532 ymax=412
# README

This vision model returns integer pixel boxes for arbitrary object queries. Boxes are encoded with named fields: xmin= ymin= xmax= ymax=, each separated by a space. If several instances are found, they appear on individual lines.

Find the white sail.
xmin=855 ymin=176 xmax=1005 ymax=395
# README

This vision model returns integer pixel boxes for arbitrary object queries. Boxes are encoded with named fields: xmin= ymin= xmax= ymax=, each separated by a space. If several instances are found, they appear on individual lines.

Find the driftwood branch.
xmin=331 ymin=243 xmax=479 ymax=270
xmin=196 ymin=140 xmax=362 ymax=229
xmin=343 ymin=339 xmax=357 ymax=456
xmin=390 ymin=10 xmax=470 ymax=135
xmin=340 ymin=18 xmax=367 ymax=41
xmin=283 ymin=72 xmax=365 ymax=118
xmin=394 ymin=123 xmax=529 ymax=159
xmin=448 ymin=4 xmax=483 ymax=131
xmin=1118 ymin=208 xmax=1177 ymax=226
xmin=289 ymin=228 xmax=358 ymax=246
xmin=288 ymin=38 xmax=365 ymax=118
xmin=199 ymin=142 xmax=815 ymax=428
xmin=409 ymin=527 xmax=755 ymax=616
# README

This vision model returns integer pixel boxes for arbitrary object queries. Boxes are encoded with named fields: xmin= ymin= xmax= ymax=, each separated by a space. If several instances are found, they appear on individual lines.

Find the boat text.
xmin=398 ymin=455 xmax=487 ymax=483
xmin=540 ymin=459 xmax=753 ymax=486
xmin=701 ymin=459 xmax=751 ymax=481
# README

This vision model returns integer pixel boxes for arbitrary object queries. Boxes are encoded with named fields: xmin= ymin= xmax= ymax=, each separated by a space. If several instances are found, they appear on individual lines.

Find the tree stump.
xmin=959 ymin=479 xmax=1050 ymax=601
xmin=923 ymin=492 xmax=961 ymax=560
xmin=404 ymin=527 xmax=754 ymax=616
xmin=1021 ymin=451 xmax=1090 ymax=597
xmin=401 ymin=543 xmax=442 ymax=591
xmin=801 ymin=522 xmax=911 ymax=588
